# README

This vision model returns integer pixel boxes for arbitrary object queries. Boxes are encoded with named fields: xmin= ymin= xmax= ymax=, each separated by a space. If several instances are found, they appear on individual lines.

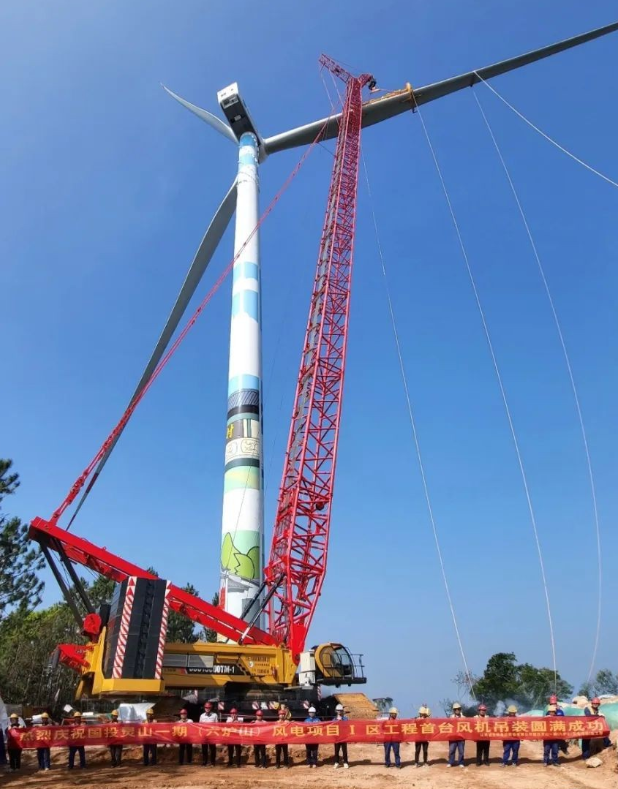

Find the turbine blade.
xmin=264 ymin=20 xmax=618 ymax=154
xmin=66 ymin=180 xmax=238 ymax=528
xmin=162 ymin=84 xmax=237 ymax=144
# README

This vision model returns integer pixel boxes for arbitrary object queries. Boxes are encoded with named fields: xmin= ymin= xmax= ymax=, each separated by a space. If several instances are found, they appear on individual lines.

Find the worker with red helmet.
xmin=177 ymin=709 xmax=193 ymax=765
xmin=275 ymin=708 xmax=291 ymax=768
xmin=199 ymin=701 xmax=218 ymax=767
xmin=226 ymin=708 xmax=242 ymax=768
xmin=475 ymin=704 xmax=490 ymax=766
xmin=547 ymin=695 xmax=568 ymax=755
xmin=252 ymin=709 xmax=267 ymax=768
xmin=582 ymin=697 xmax=611 ymax=759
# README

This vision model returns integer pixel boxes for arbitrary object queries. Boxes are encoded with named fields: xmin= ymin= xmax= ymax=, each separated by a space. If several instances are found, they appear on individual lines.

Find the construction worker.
xmin=275 ymin=708 xmax=290 ymax=768
xmin=475 ymin=704 xmax=490 ymax=766
xmin=548 ymin=695 xmax=568 ymax=754
xmin=333 ymin=703 xmax=349 ymax=769
xmin=7 ymin=714 xmax=22 ymax=771
xmin=68 ymin=711 xmax=86 ymax=769
xmin=199 ymin=701 xmax=218 ymax=766
xmin=36 ymin=711 xmax=52 ymax=771
xmin=501 ymin=705 xmax=520 ymax=767
xmin=143 ymin=708 xmax=157 ymax=766
xmin=415 ymin=706 xmax=430 ymax=767
xmin=582 ymin=697 xmax=612 ymax=759
xmin=543 ymin=704 xmax=559 ymax=766
xmin=304 ymin=706 xmax=321 ymax=768
xmin=447 ymin=703 xmax=465 ymax=768
xmin=226 ymin=708 xmax=242 ymax=768
xmin=252 ymin=709 xmax=267 ymax=768
xmin=178 ymin=709 xmax=193 ymax=764
xmin=383 ymin=707 xmax=401 ymax=768
xmin=109 ymin=710 xmax=123 ymax=767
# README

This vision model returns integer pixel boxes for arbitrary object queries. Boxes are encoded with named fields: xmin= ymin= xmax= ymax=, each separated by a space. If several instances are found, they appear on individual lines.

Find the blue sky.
xmin=2 ymin=0 xmax=617 ymax=713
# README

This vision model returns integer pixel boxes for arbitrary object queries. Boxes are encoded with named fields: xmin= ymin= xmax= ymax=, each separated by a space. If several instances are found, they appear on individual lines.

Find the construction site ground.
xmin=6 ymin=738 xmax=617 ymax=789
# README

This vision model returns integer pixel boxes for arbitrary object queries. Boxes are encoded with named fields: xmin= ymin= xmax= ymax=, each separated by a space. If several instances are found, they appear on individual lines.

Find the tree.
xmin=167 ymin=583 xmax=199 ymax=643
xmin=202 ymin=592 xmax=220 ymax=642
xmin=470 ymin=652 xmax=573 ymax=712
xmin=579 ymin=669 xmax=618 ymax=698
xmin=0 ymin=460 xmax=44 ymax=620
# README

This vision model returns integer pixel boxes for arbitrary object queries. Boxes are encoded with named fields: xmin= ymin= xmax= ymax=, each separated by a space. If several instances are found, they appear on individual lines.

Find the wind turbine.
xmin=68 ymin=20 xmax=618 ymax=623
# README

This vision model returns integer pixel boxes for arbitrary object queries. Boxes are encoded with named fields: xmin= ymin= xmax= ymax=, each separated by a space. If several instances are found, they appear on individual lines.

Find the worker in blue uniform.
xmin=304 ymin=707 xmax=321 ymax=768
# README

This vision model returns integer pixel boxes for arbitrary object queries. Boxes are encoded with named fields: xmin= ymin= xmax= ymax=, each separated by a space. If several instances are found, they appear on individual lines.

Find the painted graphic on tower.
xmin=220 ymin=131 xmax=264 ymax=623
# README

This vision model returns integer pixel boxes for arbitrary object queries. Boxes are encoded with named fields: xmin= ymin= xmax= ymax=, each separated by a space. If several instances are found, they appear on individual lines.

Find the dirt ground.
xmin=4 ymin=739 xmax=617 ymax=789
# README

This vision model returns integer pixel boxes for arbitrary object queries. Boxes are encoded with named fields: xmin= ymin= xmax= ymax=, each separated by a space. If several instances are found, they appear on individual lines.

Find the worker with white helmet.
xmin=447 ymin=702 xmax=465 ymax=768
xmin=414 ymin=705 xmax=431 ymax=767
xmin=501 ymin=705 xmax=520 ymax=767
xmin=332 ymin=703 xmax=349 ymax=769
xmin=383 ymin=707 xmax=401 ymax=769
xmin=582 ymin=697 xmax=611 ymax=759
xmin=304 ymin=706 xmax=321 ymax=768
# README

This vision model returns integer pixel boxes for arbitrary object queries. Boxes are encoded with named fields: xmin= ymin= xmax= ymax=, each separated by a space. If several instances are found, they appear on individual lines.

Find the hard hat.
xmin=308 ymin=707 xmax=316 ymax=713
xmin=507 ymin=705 xmax=518 ymax=714
xmin=388 ymin=707 xmax=398 ymax=714
xmin=9 ymin=713 xmax=18 ymax=719
xmin=549 ymin=695 xmax=557 ymax=704
xmin=547 ymin=704 xmax=557 ymax=712
xmin=230 ymin=708 xmax=238 ymax=714
xmin=111 ymin=710 xmax=119 ymax=717
xmin=478 ymin=704 xmax=487 ymax=711
xmin=205 ymin=702 xmax=212 ymax=708
xmin=452 ymin=703 xmax=462 ymax=710
xmin=419 ymin=706 xmax=430 ymax=716
xmin=255 ymin=710 xmax=263 ymax=716
xmin=41 ymin=712 xmax=50 ymax=719
xmin=146 ymin=709 xmax=154 ymax=715
xmin=180 ymin=709 xmax=188 ymax=715
xmin=335 ymin=704 xmax=344 ymax=711
xmin=591 ymin=697 xmax=601 ymax=705
xmin=73 ymin=711 xmax=82 ymax=717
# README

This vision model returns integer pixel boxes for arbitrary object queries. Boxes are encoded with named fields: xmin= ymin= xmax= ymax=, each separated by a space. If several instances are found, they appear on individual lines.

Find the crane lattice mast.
xmin=265 ymin=58 xmax=371 ymax=657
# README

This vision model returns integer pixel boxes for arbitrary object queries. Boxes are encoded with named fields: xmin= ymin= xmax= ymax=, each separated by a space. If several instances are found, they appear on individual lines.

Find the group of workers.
xmin=2 ymin=696 xmax=612 ymax=772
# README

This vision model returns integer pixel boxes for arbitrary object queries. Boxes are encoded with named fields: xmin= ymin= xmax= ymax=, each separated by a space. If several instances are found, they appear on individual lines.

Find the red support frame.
xmin=265 ymin=60 xmax=371 ymax=657
xmin=30 ymin=517 xmax=276 ymax=647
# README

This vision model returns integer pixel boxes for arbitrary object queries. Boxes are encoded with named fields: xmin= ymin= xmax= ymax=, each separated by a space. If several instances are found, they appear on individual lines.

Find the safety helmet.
xmin=547 ymin=704 xmax=557 ymax=712
xmin=205 ymin=702 xmax=212 ymax=708
xmin=335 ymin=704 xmax=344 ymax=711
xmin=9 ymin=713 xmax=18 ymax=720
xmin=255 ymin=710 xmax=263 ymax=717
xmin=507 ymin=705 xmax=518 ymax=714
xmin=308 ymin=707 xmax=316 ymax=713
xmin=73 ymin=711 xmax=82 ymax=718
xmin=111 ymin=710 xmax=119 ymax=718
xmin=41 ymin=712 xmax=50 ymax=719
xmin=591 ymin=697 xmax=601 ymax=706
xmin=230 ymin=708 xmax=238 ymax=714
xmin=146 ymin=709 xmax=154 ymax=715
xmin=180 ymin=709 xmax=188 ymax=715
xmin=478 ymin=704 xmax=487 ymax=711
xmin=388 ymin=707 xmax=398 ymax=714
xmin=549 ymin=695 xmax=557 ymax=704
xmin=452 ymin=703 xmax=462 ymax=710
xmin=419 ymin=706 xmax=430 ymax=716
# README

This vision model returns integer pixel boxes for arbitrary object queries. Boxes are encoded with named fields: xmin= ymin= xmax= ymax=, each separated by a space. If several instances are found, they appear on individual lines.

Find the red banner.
xmin=7 ymin=717 xmax=609 ymax=749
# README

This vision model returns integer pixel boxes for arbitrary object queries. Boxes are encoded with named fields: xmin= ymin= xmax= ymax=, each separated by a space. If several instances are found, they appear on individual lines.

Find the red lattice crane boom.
xmin=264 ymin=59 xmax=371 ymax=658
